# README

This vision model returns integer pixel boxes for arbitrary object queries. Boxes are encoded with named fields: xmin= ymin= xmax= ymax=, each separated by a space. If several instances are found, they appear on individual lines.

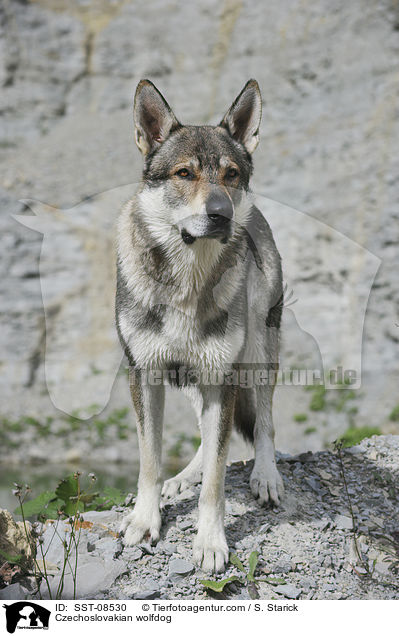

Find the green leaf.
xmin=85 ymin=496 xmax=113 ymax=511
xmin=14 ymin=491 xmax=56 ymax=518
xmin=248 ymin=550 xmax=259 ymax=581
xmin=229 ymin=553 xmax=246 ymax=573
xmin=39 ymin=498 xmax=65 ymax=520
xmin=55 ymin=475 xmax=79 ymax=504
xmin=63 ymin=499 xmax=84 ymax=517
xmin=257 ymin=577 xmax=287 ymax=585
xmin=103 ymin=486 xmax=126 ymax=505
xmin=199 ymin=576 xmax=241 ymax=592
xmin=78 ymin=492 xmax=99 ymax=505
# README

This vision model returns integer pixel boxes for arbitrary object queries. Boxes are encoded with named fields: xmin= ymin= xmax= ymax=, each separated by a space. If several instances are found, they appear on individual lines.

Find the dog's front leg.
xmin=193 ymin=385 xmax=236 ymax=573
xmin=250 ymin=379 xmax=284 ymax=506
xmin=120 ymin=369 xmax=164 ymax=545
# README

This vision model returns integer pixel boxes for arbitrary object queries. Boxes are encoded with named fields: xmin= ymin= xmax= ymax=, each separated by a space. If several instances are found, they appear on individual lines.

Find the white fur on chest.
xmin=119 ymin=306 xmax=245 ymax=370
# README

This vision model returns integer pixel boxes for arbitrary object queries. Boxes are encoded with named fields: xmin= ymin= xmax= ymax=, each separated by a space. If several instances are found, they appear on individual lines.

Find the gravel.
xmin=0 ymin=435 xmax=397 ymax=600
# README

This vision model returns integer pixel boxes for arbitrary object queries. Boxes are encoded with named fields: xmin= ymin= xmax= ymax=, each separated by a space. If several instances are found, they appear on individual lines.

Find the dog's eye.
xmin=175 ymin=168 xmax=191 ymax=178
xmin=226 ymin=167 xmax=239 ymax=179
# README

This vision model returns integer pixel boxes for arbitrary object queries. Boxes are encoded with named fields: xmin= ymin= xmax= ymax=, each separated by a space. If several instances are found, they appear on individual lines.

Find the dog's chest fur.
xmin=116 ymin=200 xmax=253 ymax=370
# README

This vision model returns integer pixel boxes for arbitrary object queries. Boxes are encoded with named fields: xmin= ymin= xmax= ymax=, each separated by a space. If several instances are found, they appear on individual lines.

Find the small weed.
xmin=309 ymin=385 xmax=326 ymax=411
xmin=302 ymin=380 xmax=359 ymax=432
xmin=338 ymin=426 xmax=381 ymax=448
xmin=15 ymin=473 xmax=127 ymax=520
xmin=200 ymin=551 xmax=286 ymax=599
xmin=389 ymin=405 xmax=399 ymax=422
xmin=9 ymin=474 xmax=128 ymax=599
xmin=293 ymin=413 xmax=308 ymax=423
xmin=304 ymin=426 xmax=317 ymax=435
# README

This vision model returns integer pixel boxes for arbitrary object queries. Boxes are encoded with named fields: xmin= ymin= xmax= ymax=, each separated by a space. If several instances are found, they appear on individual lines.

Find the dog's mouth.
xmin=181 ymin=230 xmax=197 ymax=245
xmin=180 ymin=223 xmax=231 ymax=246
xmin=178 ymin=213 xmax=232 ymax=246
xmin=180 ymin=228 xmax=230 ymax=245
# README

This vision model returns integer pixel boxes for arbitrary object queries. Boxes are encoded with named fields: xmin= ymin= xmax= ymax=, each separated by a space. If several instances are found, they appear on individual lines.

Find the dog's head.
xmin=133 ymin=79 xmax=262 ymax=246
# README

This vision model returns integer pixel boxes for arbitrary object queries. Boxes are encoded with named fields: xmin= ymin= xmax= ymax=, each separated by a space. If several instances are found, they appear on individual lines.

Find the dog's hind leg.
xmin=162 ymin=444 xmax=202 ymax=498
xmin=193 ymin=385 xmax=236 ymax=573
xmin=120 ymin=369 xmax=165 ymax=545
xmin=162 ymin=384 xmax=203 ymax=498
xmin=234 ymin=386 xmax=256 ymax=442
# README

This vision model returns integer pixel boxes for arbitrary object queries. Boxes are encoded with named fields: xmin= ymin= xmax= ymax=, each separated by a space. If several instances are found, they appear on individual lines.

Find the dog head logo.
xmin=2 ymin=602 xmax=50 ymax=633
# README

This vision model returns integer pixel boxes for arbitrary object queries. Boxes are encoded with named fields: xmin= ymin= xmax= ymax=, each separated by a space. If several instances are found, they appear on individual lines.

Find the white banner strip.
xmin=1 ymin=599 xmax=397 ymax=636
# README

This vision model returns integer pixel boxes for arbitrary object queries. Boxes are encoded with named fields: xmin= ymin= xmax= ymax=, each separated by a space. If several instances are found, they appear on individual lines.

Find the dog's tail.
xmin=234 ymin=387 xmax=256 ymax=444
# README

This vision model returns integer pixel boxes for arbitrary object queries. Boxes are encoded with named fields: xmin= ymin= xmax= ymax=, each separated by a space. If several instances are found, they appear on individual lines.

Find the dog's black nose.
xmin=206 ymin=192 xmax=233 ymax=225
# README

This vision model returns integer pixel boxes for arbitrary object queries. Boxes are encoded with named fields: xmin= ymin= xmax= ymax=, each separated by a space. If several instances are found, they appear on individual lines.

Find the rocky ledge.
xmin=0 ymin=435 xmax=398 ymax=601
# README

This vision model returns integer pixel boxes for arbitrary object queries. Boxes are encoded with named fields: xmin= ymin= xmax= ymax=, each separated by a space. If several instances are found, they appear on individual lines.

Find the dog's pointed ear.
xmin=134 ymin=80 xmax=180 ymax=156
xmin=220 ymin=79 xmax=262 ymax=154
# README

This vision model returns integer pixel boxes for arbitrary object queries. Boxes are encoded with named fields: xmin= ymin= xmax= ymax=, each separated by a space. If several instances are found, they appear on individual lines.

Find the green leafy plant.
xmin=389 ymin=405 xmax=399 ymax=422
xmin=197 ymin=575 xmax=241 ymax=593
xmin=338 ymin=425 xmax=381 ymax=448
xmin=12 ymin=479 xmax=83 ymax=600
xmin=200 ymin=551 xmax=286 ymax=599
xmin=14 ymin=473 xmax=126 ymax=521
xmin=11 ymin=473 xmax=128 ymax=600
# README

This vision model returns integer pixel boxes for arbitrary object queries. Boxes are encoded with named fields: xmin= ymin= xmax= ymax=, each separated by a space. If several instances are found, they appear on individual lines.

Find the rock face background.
xmin=0 ymin=0 xmax=399 ymax=472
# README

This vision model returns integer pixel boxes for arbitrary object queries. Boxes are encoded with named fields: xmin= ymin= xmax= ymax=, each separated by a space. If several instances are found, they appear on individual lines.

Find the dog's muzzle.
xmin=180 ymin=192 xmax=233 ymax=245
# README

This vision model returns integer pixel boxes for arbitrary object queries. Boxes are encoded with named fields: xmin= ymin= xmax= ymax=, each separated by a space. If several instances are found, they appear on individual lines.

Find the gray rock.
xmin=273 ymin=558 xmax=293 ymax=574
xmin=0 ymin=509 xmax=34 ymax=571
xmin=0 ymin=583 xmax=28 ymax=600
xmin=313 ymin=518 xmax=330 ymax=531
xmin=141 ymin=577 xmax=160 ymax=591
xmin=156 ymin=541 xmax=178 ymax=555
xmin=374 ymin=562 xmax=391 ymax=576
xmin=133 ymin=589 xmax=160 ymax=600
xmin=345 ymin=446 xmax=366 ymax=455
xmin=123 ymin=547 xmax=143 ymax=561
xmin=81 ymin=510 xmax=120 ymax=525
xmin=168 ymin=559 xmax=195 ymax=580
xmin=335 ymin=515 xmax=353 ymax=530
xmin=305 ymin=477 xmax=322 ymax=493
xmin=95 ymin=536 xmax=119 ymax=560
xmin=178 ymin=519 xmax=193 ymax=531
xmin=274 ymin=584 xmax=302 ymax=599
xmin=226 ymin=501 xmax=247 ymax=517
xmin=40 ymin=556 xmax=129 ymax=599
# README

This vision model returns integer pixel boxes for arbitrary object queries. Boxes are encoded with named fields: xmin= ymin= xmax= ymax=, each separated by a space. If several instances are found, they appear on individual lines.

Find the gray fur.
xmin=117 ymin=79 xmax=284 ymax=573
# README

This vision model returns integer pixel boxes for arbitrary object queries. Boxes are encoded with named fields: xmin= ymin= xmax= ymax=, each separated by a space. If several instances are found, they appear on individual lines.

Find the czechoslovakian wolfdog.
xmin=116 ymin=79 xmax=284 ymax=572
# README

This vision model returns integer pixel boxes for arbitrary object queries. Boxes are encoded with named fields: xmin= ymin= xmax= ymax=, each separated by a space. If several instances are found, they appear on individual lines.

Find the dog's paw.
xmin=193 ymin=529 xmax=229 ymax=573
xmin=120 ymin=508 xmax=162 ymax=545
xmin=162 ymin=471 xmax=201 ymax=499
xmin=250 ymin=464 xmax=284 ymax=506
